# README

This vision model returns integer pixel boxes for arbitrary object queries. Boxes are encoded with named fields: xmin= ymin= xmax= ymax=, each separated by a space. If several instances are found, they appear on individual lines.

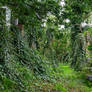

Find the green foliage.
xmin=0 ymin=0 xmax=92 ymax=92
xmin=88 ymin=44 xmax=92 ymax=51
xmin=54 ymin=83 xmax=67 ymax=92
xmin=46 ymin=63 xmax=92 ymax=92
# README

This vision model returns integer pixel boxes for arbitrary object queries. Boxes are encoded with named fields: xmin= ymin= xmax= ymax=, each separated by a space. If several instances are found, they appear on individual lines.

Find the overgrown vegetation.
xmin=0 ymin=0 xmax=92 ymax=92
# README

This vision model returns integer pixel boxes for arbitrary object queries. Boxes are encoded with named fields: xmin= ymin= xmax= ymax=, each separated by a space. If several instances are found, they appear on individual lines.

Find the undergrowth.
xmin=0 ymin=61 xmax=92 ymax=92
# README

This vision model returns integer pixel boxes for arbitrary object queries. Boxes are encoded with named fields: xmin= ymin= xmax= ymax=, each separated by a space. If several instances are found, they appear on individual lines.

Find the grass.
xmin=0 ymin=63 xmax=92 ymax=92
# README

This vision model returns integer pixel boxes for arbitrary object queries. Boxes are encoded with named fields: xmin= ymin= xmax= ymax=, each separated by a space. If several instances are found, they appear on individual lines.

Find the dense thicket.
xmin=0 ymin=0 xmax=92 ymax=92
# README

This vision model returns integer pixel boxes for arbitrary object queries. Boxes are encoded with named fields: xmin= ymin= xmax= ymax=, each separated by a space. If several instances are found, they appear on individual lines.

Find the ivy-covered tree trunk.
xmin=71 ymin=25 xmax=86 ymax=69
